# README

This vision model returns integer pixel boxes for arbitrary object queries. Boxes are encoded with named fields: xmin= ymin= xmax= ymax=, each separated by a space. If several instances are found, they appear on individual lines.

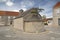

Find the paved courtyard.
xmin=0 ymin=25 xmax=60 ymax=40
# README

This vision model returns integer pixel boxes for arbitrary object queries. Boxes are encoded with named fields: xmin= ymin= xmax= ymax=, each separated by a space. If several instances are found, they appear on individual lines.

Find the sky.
xmin=0 ymin=0 xmax=60 ymax=18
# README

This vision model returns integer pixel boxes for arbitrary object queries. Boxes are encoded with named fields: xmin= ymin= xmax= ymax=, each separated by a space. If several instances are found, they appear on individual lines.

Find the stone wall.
xmin=53 ymin=9 xmax=60 ymax=27
xmin=13 ymin=17 xmax=24 ymax=31
xmin=24 ymin=22 xmax=44 ymax=33
xmin=13 ymin=18 xmax=44 ymax=33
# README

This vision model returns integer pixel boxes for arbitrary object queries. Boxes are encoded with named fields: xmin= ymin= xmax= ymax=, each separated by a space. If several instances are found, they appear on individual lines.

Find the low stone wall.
xmin=24 ymin=22 xmax=44 ymax=33
xmin=13 ymin=18 xmax=45 ymax=33
xmin=13 ymin=17 xmax=24 ymax=31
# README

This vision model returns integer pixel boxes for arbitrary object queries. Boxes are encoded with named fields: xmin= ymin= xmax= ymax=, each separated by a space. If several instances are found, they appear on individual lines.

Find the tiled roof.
xmin=0 ymin=11 xmax=19 ymax=16
xmin=47 ymin=18 xmax=52 ymax=20
xmin=54 ymin=2 xmax=60 ymax=8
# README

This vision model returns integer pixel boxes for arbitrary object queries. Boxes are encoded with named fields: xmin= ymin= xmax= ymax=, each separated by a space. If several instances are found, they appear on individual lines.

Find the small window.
xmin=58 ymin=18 xmax=60 ymax=25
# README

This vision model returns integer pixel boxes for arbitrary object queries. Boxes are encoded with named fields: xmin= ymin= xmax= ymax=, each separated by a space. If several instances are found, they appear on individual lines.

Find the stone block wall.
xmin=24 ymin=22 xmax=44 ymax=33
xmin=13 ymin=17 xmax=24 ymax=31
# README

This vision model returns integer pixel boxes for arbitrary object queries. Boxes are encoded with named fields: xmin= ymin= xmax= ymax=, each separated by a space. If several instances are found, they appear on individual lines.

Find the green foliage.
xmin=31 ymin=8 xmax=44 ymax=13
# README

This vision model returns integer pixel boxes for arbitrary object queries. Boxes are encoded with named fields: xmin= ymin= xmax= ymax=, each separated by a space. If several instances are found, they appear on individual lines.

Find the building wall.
xmin=4 ymin=16 xmax=9 ymax=26
xmin=0 ymin=16 xmax=10 ymax=25
xmin=13 ymin=18 xmax=44 ymax=33
xmin=13 ymin=17 xmax=24 ymax=31
xmin=53 ymin=9 xmax=60 ymax=27
xmin=24 ymin=22 xmax=44 ymax=33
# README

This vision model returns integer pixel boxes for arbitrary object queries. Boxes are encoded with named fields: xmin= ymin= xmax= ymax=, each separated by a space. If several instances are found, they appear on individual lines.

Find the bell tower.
xmin=53 ymin=2 xmax=60 ymax=27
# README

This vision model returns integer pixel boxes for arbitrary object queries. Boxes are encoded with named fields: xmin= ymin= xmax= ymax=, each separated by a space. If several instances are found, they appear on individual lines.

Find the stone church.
xmin=13 ymin=8 xmax=44 ymax=33
xmin=53 ymin=2 xmax=60 ymax=27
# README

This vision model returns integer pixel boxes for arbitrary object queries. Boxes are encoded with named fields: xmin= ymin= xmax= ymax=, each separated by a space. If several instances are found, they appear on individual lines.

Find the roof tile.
xmin=0 ymin=11 xmax=19 ymax=16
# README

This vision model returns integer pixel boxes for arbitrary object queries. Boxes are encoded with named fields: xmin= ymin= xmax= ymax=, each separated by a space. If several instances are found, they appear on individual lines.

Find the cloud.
xmin=21 ymin=8 xmax=27 ymax=11
xmin=0 ymin=0 xmax=14 ymax=6
xmin=5 ymin=0 xmax=14 ymax=7
xmin=0 ymin=0 xmax=7 ymax=2
xmin=39 ymin=0 xmax=56 ymax=18
xmin=46 ymin=12 xmax=53 ymax=18
xmin=39 ymin=8 xmax=52 ymax=18
xmin=6 ymin=1 xmax=14 ymax=6
xmin=19 ymin=0 xmax=35 ymax=11
xmin=12 ymin=10 xmax=19 ymax=12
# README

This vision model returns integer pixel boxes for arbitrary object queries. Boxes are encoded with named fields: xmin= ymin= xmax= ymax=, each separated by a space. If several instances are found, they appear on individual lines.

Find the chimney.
xmin=19 ymin=9 xmax=24 ymax=16
xmin=19 ymin=9 xmax=23 ymax=13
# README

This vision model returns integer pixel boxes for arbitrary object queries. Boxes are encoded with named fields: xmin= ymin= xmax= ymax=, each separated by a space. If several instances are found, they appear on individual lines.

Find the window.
xmin=58 ymin=18 xmax=60 ymax=25
xmin=55 ymin=8 xmax=60 ymax=13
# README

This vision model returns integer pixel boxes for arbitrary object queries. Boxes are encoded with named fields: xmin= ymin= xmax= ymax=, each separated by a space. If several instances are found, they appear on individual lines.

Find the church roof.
xmin=24 ymin=15 xmax=42 ymax=22
xmin=15 ymin=8 xmax=42 ymax=22
xmin=54 ymin=2 xmax=60 ymax=8
xmin=19 ymin=8 xmax=43 ymax=17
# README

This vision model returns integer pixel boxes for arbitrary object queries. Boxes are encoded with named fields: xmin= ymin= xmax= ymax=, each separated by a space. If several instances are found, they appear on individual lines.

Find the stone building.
xmin=13 ymin=8 xmax=44 ymax=33
xmin=53 ymin=2 xmax=60 ymax=27
xmin=0 ymin=11 xmax=19 ymax=26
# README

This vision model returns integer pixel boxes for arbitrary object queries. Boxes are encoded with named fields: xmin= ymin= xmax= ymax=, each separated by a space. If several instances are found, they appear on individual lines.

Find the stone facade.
xmin=24 ymin=22 xmax=44 ymax=33
xmin=13 ymin=8 xmax=44 ymax=33
xmin=53 ymin=2 xmax=60 ymax=27
xmin=0 ymin=11 xmax=19 ymax=26
xmin=0 ymin=16 xmax=14 ymax=25
xmin=13 ymin=18 xmax=44 ymax=33
xmin=13 ymin=17 xmax=24 ymax=31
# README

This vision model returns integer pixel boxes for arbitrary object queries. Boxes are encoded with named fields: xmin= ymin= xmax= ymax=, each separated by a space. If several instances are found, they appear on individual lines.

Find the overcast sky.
xmin=0 ymin=0 xmax=60 ymax=18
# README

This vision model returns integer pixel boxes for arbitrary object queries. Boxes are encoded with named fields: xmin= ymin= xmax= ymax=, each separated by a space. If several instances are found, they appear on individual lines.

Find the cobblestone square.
xmin=0 ymin=25 xmax=60 ymax=40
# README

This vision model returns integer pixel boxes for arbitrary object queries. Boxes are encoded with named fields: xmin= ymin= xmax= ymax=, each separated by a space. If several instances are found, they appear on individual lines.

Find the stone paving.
xmin=0 ymin=25 xmax=60 ymax=40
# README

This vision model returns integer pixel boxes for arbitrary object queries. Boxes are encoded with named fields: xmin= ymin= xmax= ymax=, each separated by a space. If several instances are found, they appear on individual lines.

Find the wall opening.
xmin=58 ymin=18 xmax=60 ymax=25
